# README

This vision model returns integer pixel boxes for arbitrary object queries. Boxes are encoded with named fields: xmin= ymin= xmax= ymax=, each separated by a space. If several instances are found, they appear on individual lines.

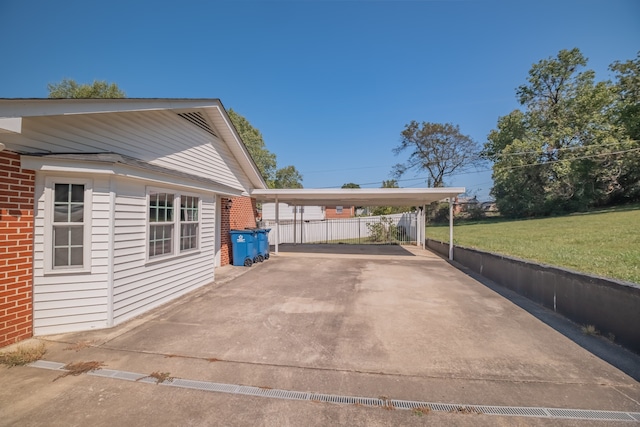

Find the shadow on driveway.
xmin=272 ymin=243 xmax=417 ymax=256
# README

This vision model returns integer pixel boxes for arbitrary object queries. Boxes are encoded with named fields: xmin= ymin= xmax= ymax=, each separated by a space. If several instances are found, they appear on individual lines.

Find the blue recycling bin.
xmin=244 ymin=228 xmax=271 ymax=261
xmin=229 ymin=229 xmax=258 ymax=267
xmin=256 ymin=228 xmax=271 ymax=260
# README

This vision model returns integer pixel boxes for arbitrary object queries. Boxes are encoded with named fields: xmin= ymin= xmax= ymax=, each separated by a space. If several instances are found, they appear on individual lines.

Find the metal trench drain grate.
xmin=29 ymin=360 xmax=640 ymax=422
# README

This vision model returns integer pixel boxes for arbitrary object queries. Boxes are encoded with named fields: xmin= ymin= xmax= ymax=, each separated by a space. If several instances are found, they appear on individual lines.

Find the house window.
xmin=53 ymin=184 xmax=85 ymax=267
xmin=336 ymin=206 xmax=343 ymax=215
xmin=149 ymin=192 xmax=175 ymax=258
xmin=45 ymin=178 xmax=92 ymax=273
xmin=148 ymin=190 xmax=201 ymax=259
xmin=180 ymin=195 xmax=199 ymax=251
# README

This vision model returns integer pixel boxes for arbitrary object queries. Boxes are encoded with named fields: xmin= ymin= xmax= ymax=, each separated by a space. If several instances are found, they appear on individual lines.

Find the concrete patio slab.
xmin=1 ymin=245 xmax=639 ymax=425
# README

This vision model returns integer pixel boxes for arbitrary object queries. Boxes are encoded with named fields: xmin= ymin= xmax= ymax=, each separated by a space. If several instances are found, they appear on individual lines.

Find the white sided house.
xmin=0 ymin=99 xmax=266 ymax=338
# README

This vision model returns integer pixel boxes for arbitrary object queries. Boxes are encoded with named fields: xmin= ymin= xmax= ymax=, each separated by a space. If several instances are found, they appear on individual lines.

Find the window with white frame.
xmin=180 ymin=195 xmax=199 ymax=251
xmin=148 ymin=192 xmax=175 ymax=258
xmin=148 ymin=190 xmax=200 ymax=259
xmin=336 ymin=206 xmax=343 ymax=214
xmin=45 ymin=178 xmax=92 ymax=272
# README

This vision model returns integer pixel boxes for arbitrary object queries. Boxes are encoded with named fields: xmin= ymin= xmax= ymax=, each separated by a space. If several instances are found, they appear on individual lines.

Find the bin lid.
xmin=230 ymin=229 xmax=257 ymax=234
xmin=244 ymin=227 xmax=270 ymax=233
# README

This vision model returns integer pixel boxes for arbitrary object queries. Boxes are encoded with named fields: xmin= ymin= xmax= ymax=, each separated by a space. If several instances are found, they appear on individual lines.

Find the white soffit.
xmin=0 ymin=117 xmax=21 ymax=133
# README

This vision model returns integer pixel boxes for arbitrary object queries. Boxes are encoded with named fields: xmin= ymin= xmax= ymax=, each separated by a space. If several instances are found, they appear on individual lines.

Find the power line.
xmin=494 ymin=147 xmax=640 ymax=171
xmin=491 ymin=140 xmax=639 ymax=158
xmin=314 ymin=146 xmax=639 ymax=189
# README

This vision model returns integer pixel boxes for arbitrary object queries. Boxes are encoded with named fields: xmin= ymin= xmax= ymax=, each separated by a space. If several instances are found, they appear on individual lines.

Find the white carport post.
xmin=422 ymin=204 xmax=426 ymax=249
xmin=293 ymin=205 xmax=297 ymax=245
xmin=300 ymin=207 xmax=304 ymax=243
xmin=448 ymin=197 xmax=454 ymax=260
xmin=274 ymin=197 xmax=279 ymax=254
xmin=415 ymin=206 xmax=422 ymax=247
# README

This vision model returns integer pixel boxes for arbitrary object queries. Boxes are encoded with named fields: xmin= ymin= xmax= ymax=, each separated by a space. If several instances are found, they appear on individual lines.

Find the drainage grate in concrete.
xmin=29 ymin=360 xmax=640 ymax=422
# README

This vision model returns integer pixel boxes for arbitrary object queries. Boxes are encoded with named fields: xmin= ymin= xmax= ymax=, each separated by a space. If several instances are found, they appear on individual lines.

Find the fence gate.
xmin=263 ymin=212 xmax=418 ymax=245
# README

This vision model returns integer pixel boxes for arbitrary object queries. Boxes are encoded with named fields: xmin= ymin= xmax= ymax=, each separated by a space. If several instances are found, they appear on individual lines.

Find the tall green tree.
xmin=393 ymin=121 xmax=480 ymax=187
xmin=610 ymin=52 xmax=640 ymax=202
xmin=273 ymin=165 xmax=303 ymax=188
xmin=485 ymin=48 xmax=638 ymax=217
xmin=610 ymin=52 xmax=640 ymax=140
xmin=47 ymin=78 xmax=125 ymax=98
xmin=341 ymin=182 xmax=360 ymax=189
xmin=227 ymin=109 xmax=277 ymax=186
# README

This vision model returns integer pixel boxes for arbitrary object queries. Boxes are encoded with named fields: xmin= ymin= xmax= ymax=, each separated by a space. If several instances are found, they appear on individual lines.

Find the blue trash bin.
xmin=256 ymin=228 xmax=271 ymax=260
xmin=229 ymin=230 xmax=258 ymax=267
xmin=245 ymin=228 xmax=271 ymax=262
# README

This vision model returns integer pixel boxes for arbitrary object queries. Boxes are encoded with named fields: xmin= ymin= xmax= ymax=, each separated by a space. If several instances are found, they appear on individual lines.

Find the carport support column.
xmin=275 ymin=197 xmax=279 ymax=254
xmin=422 ymin=204 xmax=426 ymax=249
xmin=293 ymin=205 xmax=297 ymax=245
xmin=300 ymin=207 xmax=304 ymax=244
xmin=448 ymin=197 xmax=454 ymax=260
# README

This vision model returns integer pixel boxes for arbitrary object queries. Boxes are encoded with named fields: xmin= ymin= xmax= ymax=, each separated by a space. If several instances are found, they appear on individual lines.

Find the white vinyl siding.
xmin=112 ymin=179 xmax=215 ymax=325
xmin=33 ymin=175 xmax=110 ymax=335
xmin=33 ymin=173 xmax=216 ymax=336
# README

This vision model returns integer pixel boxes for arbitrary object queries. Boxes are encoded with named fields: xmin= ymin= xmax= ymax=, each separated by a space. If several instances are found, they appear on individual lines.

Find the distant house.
xmin=324 ymin=205 xmax=356 ymax=219
xmin=481 ymin=201 xmax=498 ymax=212
xmin=453 ymin=196 xmax=480 ymax=214
xmin=0 ymin=99 xmax=266 ymax=346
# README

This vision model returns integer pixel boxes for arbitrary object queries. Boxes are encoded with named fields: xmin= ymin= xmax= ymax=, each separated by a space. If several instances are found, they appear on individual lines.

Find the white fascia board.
xmin=0 ymin=98 xmax=223 ymax=118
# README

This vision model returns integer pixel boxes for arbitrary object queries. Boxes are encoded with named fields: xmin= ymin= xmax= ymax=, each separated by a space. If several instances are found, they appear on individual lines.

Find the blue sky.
xmin=1 ymin=0 xmax=638 ymax=199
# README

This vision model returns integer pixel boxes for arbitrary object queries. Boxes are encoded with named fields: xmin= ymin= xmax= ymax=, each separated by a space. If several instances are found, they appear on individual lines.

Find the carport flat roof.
xmin=251 ymin=187 xmax=465 ymax=206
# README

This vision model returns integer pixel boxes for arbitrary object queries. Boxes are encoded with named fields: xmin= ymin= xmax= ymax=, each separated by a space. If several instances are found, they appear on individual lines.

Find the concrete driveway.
xmin=1 ymin=245 xmax=639 ymax=426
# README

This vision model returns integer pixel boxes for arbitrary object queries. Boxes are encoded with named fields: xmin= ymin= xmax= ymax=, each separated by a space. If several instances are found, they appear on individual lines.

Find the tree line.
xmin=391 ymin=48 xmax=639 ymax=218
xmin=483 ymin=49 xmax=639 ymax=217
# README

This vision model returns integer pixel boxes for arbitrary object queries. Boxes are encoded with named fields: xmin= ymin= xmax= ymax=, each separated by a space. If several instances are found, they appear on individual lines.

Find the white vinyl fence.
xmin=262 ymin=212 xmax=418 ymax=245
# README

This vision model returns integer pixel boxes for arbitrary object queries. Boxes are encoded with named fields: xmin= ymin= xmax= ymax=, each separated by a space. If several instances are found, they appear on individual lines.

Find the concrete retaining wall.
xmin=426 ymin=239 xmax=640 ymax=354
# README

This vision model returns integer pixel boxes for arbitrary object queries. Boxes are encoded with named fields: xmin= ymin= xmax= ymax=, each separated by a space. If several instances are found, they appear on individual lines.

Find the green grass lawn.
xmin=425 ymin=205 xmax=640 ymax=284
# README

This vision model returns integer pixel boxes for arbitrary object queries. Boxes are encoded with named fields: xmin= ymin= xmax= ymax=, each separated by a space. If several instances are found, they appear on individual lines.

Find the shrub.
xmin=367 ymin=217 xmax=398 ymax=242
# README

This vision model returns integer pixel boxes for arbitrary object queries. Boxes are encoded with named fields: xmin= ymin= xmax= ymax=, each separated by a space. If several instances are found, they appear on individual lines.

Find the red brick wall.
xmin=0 ymin=151 xmax=35 ymax=347
xmin=325 ymin=205 xmax=355 ymax=219
xmin=220 ymin=196 xmax=258 ymax=266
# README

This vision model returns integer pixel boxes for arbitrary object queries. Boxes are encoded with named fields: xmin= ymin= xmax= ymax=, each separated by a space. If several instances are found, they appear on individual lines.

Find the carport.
xmin=251 ymin=187 xmax=465 ymax=259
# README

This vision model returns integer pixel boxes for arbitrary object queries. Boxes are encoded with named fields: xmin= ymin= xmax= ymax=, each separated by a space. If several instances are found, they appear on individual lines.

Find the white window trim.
xmin=179 ymin=194 xmax=200 ymax=253
xmin=44 ymin=177 xmax=93 ymax=275
xmin=146 ymin=187 xmax=201 ymax=263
